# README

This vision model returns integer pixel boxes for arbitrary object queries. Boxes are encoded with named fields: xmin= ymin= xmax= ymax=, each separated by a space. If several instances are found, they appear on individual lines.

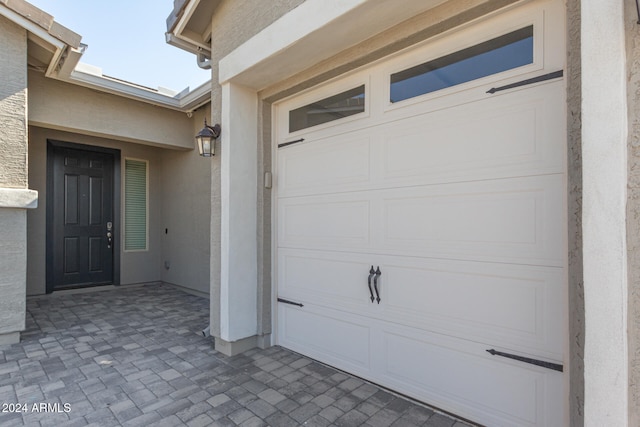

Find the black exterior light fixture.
xmin=195 ymin=119 xmax=221 ymax=157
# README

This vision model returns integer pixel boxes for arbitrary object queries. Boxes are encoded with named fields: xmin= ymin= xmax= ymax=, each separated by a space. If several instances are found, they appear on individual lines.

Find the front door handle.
xmin=106 ymin=222 xmax=113 ymax=249
xmin=367 ymin=266 xmax=375 ymax=303
xmin=373 ymin=266 xmax=381 ymax=304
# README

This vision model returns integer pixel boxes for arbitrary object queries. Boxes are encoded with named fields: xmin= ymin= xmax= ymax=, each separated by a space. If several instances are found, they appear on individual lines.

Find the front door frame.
xmin=46 ymin=139 xmax=121 ymax=293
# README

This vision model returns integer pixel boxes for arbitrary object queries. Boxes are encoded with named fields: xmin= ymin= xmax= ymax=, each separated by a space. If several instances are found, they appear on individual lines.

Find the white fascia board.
xmin=179 ymin=80 xmax=212 ymax=111
xmin=170 ymin=0 xmax=212 ymax=54
xmin=173 ymin=0 xmax=201 ymax=39
xmin=69 ymin=69 xmax=183 ymax=110
xmin=219 ymin=0 xmax=367 ymax=87
xmin=218 ymin=0 xmax=447 ymax=89
xmin=165 ymin=32 xmax=211 ymax=57
xmin=0 ymin=4 xmax=66 ymax=76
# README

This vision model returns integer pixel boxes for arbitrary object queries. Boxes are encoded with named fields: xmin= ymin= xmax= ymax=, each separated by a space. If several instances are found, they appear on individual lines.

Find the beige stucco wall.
xmin=0 ymin=16 xmax=27 ymax=188
xmin=0 ymin=15 xmax=28 ymax=343
xmin=28 ymin=70 xmax=194 ymax=150
xmin=626 ymin=0 xmax=640 ymax=424
xmin=160 ymin=105 xmax=212 ymax=296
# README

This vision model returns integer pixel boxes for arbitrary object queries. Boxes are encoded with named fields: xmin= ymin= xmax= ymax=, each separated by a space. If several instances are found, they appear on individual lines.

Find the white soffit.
xmin=219 ymin=0 xmax=447 ymax=89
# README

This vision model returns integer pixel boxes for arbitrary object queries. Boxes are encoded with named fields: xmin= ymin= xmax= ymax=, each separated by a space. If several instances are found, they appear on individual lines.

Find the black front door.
xmin=47 ymin=142 xmax=119 ymax=292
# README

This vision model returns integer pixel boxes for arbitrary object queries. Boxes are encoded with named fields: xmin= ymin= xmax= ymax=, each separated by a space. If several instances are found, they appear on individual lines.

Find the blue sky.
xmin=27 ymin=0 xmax=211 ymax=92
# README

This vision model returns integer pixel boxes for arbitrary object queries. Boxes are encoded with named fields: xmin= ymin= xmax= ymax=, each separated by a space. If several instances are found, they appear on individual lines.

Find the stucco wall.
xmin=160 ymin=105 xmax=212 ymax=296
xmin=0 ymin=15 xmax=28 ymax=343
xmin=207 ymin=0 xmax=306 ymax=338
xmin=28 ymin=127 xmax=164 ymax=295
xmin=626 ymin=0 xmax=640 ymax=424
xmin=566 ymin=0 xmax=584 ymax=425
xmin=0 ymin=16 xmax=27 ymax=188
xmin=0 ymin=208 xmax=27 ymax=338
xmin=28 ymin=70 xmax=194 ymax=150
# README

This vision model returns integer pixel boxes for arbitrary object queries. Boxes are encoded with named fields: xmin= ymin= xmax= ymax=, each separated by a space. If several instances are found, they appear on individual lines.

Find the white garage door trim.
xmin=272 ymin=1 xmax=566 ymax=425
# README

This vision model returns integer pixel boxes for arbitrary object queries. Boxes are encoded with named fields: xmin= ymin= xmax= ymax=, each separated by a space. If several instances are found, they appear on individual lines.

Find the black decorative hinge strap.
xmin=486 ymin=349 xmax=563 ymax=372
xmin=486 ymin=70 xmax=564 ymax=94
xmin=277 ymin=298 xmax=303 ymax=307
xmin=278 ymin=138 xmax=305 ymax=148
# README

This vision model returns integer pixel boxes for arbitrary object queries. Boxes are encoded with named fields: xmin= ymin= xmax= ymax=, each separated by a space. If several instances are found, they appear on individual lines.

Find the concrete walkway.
xmin=0 ymin=284 xmax=473 ymax=427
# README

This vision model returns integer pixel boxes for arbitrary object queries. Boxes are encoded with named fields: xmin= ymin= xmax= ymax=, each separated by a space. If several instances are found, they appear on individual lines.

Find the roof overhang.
xmin=165 ymin=0 xmax=219 ymax=58
xmin=0 ymin=0 xmax=211 ymax=113
xmin=69 ymin=63 xmax=212 ymax=112
xmin=0 ymin=0 xmax=81 ymax=78
xmin=218 ymin=0 xmax=449 ymax=90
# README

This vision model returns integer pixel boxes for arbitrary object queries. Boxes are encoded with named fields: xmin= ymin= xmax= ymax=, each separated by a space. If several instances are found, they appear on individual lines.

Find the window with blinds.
xmin=124 ymin=159 xmax=148 ymax=251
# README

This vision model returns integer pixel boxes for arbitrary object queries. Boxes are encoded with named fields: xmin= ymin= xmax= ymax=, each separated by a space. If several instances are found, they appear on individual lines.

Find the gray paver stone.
xmin=335 ymin=409 xmax=370 ymax=427
xmin=176 ymin=401 xmax=214 ymax=422
xmin=289 ymin=401 xmax=322 ymax=423
xmin=265 ymin=412 xmax=299 ymax=427
xmin=121 ymin=411 xmax=162 ymax=427
xmin=228 ymin=407 xmax=254 ymax=424
xmin=425 ymin=413 xmax=458 ymax=427
xmin=318 ymin=405 xmax=345 ymax=423
xmin=239 ymin=415 xmax=267 ymax=427
xmin=246 ymin=398 xmax=277 ymax=418
xmin=302 ymin=414 xmax=332 ymax=427
xmin=1 ymin=285 xmax=467 ymax=427
xmin=186 ymin=413 xmax=214 ymax=427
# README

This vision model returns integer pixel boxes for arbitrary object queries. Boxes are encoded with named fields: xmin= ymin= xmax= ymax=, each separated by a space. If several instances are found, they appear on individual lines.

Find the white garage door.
xmin=274 ymin=2 xmax=566 ymax=426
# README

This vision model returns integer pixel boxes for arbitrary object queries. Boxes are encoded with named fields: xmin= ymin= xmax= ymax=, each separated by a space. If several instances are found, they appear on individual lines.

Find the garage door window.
xmin=390 ymin=26 xmax=534 ymax=103
xmin=289 ymin=85 xmax=365 ymax=132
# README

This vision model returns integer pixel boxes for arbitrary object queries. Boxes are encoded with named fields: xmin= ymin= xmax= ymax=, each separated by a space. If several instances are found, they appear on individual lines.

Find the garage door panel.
xmin=379 ymin=328 xmax=562 ymax=427
xmin=381 ymin=175 xmax=564 ymax=266
xmin=279 ymin=197 xmax=371 ymax=249
xmin=278 ymin=304 xmax=372 ymax=372
xmin=380 ymin=258 xmax=563 ymax=359
xmin=275 ymin=2 xmax=565 ymax=424
xmin=278 ymin=249 xmax=376 ymax=309
xmin=278 ymin=135 xmax=372 ymax=197
xmin=381 ymin=84 xmax=564 ymax=186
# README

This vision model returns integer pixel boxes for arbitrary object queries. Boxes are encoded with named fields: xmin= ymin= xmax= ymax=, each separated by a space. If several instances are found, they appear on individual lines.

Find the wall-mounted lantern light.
xmin=195 ymin=119 xmax=221 ymax=157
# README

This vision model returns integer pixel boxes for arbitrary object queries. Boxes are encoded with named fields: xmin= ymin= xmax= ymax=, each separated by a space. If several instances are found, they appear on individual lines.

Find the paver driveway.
xmin=0 ymin=284 xmax=473 ymax=426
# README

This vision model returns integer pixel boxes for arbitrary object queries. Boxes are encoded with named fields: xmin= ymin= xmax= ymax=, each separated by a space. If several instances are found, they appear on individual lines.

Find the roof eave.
xmin=1 ymin=0 xmax=211 ymax=113
xmin=165 ymin=0 xmax=216 ymax=58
